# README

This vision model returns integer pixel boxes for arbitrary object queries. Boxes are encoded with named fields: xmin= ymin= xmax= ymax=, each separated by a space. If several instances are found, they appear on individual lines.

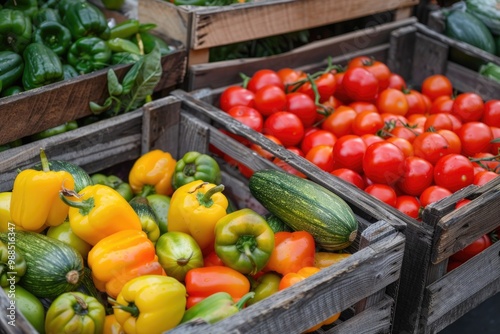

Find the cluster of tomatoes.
xmin=216 ymin=56 xmax=499 ymax=266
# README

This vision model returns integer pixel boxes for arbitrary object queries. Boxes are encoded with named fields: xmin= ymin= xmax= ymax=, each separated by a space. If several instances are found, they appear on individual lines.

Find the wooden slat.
xmin=445 ymin=62 xmax=500 ymax=100
xmin=0 ymin=289 xmax=37 ymax=334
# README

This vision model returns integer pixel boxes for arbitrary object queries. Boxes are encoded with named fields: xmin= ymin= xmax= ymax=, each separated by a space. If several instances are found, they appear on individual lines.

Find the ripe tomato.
xmin=419 ymin=185 xmax=452 ymax=208
xmin=397 ymin=156 xmax=434 ymax=197
xmin=451 ymin=92 xmax=484 ymax=122
xmin=227 ymin=105 xmax=264 ymax=133
xmin=347 ymin=56 xmax=391 ymax=91
xmin=364 ymin=183 xmax=397 ymax=207
xmin=330 ymin=168 xmax=365 ymax=189
xmin=455 ymin=198 xmax=471 ymax=209
xmin=250 ymin=134 xmax=283 ymax=160
xmin=446 ymin=113 xmax=463 ymax=132
xmin=433 ymin=154 xmax=474 ymax=193
xmin=247 ymin=69 xmax=284 ymax=92
xmin=321 ymin=105 xmax=357 ymax=137
xmin=436 ymin=129 xmax=462 ymax=154
xmin=332 ymin=70 xmax=351 ymax=103
xmin=481 ymin=99 xmax=500 ymax=127
xmin=299 ymin=72 xmax=336 ymax=102
xmin=263 ymin=111 xmax=304 ymax=147
xmin=342 ymin=67 xmax=379 ymax=102
xmin=332 ymin=134 xmax=367 ymax=173
xmin=237 ymin=162 xmax=254 ymax=178
xmin=386 ymin=137 xmax=414 ymax=158
xmin=421 ymin=94 xmax=432 ymax=114
xmin=377 ymin=88 xmax=409 ymax=116
xmin=489 ymin=126 xmax=500 ymax=155
xmin=470 ymin=152 xmax=500 ymax=172
xmin=450 ymin=234 xmax=492 ymax=262
xmin=277 ymin=68 xmax=303 ymax=89
xmin=285 ymin=92 xmax=317 ymax=128
xmin=421 ymin=74 xmax=453 ymax=101
xmin=305 ymin=145 xmax=335 ymax=172
xmin=424 ymin=113 xmax=454 ymax=131
xmin=395 ymin=195 xmax=421 ymax=219
xmin=349 ymin=101 xmax=378 ymax=114
xmin=412 ymin=132 xmax=451 ymax=165
xmin=474 ymin=170 xmax=499 ymax=186
xmin=429 ymin=95 xmax=454 ymax=114
xmin=380 ymin=113 xmax=408 ymax=128
xmin=404 ymin=89 xmax=427 ymax=116
xmin=388 ymin=73 xmax=407 ymax=90
xmin=300 ymin=129 xmax=337 ymax=155
xmin=352 ymin=110 xmax=384 ymax=136
xmin=407 ymin=114 xmax=427 ymax=129
xmin=363 ymin=141 xmax=405 ymax=185
xmin=361 ymin=133 xmax=384 ymax=147
xmin=457 ymin=121 xmax=493 ymax=156
xmin=389 ymin=126 xmax=418 ymax=144
xmin=254 ymin=84 xmax=287 ymax=117
xmin=219 ymin=86 xmax=255 ymax=112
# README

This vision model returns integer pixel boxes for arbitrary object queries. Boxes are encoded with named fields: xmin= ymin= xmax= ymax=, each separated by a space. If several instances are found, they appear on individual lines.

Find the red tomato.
xmin=347 ymin=56 xmax=391 ymax=91
xmin=421 ymin=74 xmax=453 ymax=101
xmin=386 ymin=137 xmax=414 ymax=158
xmin=407 ymin=114 xmax=427 ymax=129
xmin=330 ymin=168 xmax=365 ymax=189
xmin=446 ymin=113 xmax=463 ymax=132
xmin=300 ymin=129 xmax=337 ymax=155
xmin=377 ymin=88 xmax=409 ymax=116
xmin=321 ymin=105 xmax=357 ymax=137
xmin=404 ymin=89 xmax=427 ymax=116
xmin=424 ymin=113 xmax=453 ymax=131
xmin=299 ymin=72 xmax=336 ymax=102
xmin=380 ymin=113 xmax=408 ymax=127
xmin=395 ymin=195 xmax=421 ymax=219
xmin=237 ymin=162 xmax=254 ymax=178
xmin=342 ymin=67 xmax=379 ymax=102
xmin=364 ymin=183 xmax=397 ymax=207
xmin=489 ymin=126 xmax=500 ymax=155
xmin=436 ymin=129 xmax=462 ymax=155
xmin=455 ymin=198 xmax=471 ymax=209
xmin=397 ymin=156 xmax=434 ymax=197
xmin=429 ymin=95 xmax=454 ymax=114
xmin=285 ymin=92 xmax=317 ymax=128
xmin=470 ymin=152 xmax=500 ymax=172
xmin=447 ymin=260 xmax=463 ymax=272
xmin=363 ymin=141 xmax=405 ymax=185
xmin=474 ymin=170 xmax=499 ymax=186
xmin=433 ymin=154 xmax=474 ymax=193
xmin=388 ymin=73 xmax=407 ymax=90
xmin=389 ymin=126 xmax=418 ymax=144
xmin=227 ymin=105 xmax=264 ymax=132
xmin=219 ymin=86 xmax=255 ymax=112
xmin=332 ymin=70 xmax=351 ymax=103
xmin=287 ymin=146 xmax=305 ymax=157
xmin=361 ymin=133 xmax=385 ymax=148
xmin=451 ymin=92 xmax=484 ymax=122
xmin=481 ymin=100 xmax=500 ymax=127
xmin=349 ymin=101 xmax=378 ymax=114
xmin=421 ymin=94 xmax=432 ymax=114
xmin=254 ymin=84 xmax=287 ymax=117
xmin=277 ymin=68 xmax=303 ymax=89
xmin=305 ymin=145 xmax=335 ymax=172
xmin=352 ymin=110 xmax=384 ymax=136
xmin=450 ymin=234 xmax=492 ymax=262
xmin=250 ymin=134 xmax=283 ymax=160
xmin=457 ymin=122 xmax=493 ymax=157
xmin=263 ymin=111 xmax=305 ymax=147
xmin=412 ymin=132 xmax=452 ymax=165
xmin=332 ymin=134 xmax=367 ymax=173
xmin=419 ymin=185 xmax=452 ymax=208
xmin=247 ymin=69 xmax=284 ymax=92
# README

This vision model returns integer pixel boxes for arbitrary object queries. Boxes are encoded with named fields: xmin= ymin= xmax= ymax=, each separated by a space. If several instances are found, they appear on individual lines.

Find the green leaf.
xmin=107 ymin=70 xmax=123 ymax=96
xmin=89 ymin=98 xmax=113 ymax=115
xmin=121 ymin=59 xmax=143 ymax=95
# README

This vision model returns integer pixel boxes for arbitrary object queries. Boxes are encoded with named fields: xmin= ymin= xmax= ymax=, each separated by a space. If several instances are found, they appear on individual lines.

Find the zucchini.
xmin=466 ymin=0 xmax=500 ymax=35
xmin=445 ymin=9 xmax=496 ymax=54
xmin=265 ymin=213 xmax=293 ymax=233
xmin=32 ymin=160 xmax=93 ymax=193
xmin=249 ymin=169 xmax=358 ymax=251
xmin=0 ymin=231 xmax=84 ymax=299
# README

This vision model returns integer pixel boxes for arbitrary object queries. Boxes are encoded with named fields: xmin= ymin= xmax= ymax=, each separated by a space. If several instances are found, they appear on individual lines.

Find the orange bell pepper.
xmin=184 ymin=266 xmax=250 ymax=309
xmin=87 ymin=230 xmax=165 ymax=299
xmin=128 ymin=150 xmax=177 ymax=197
xmin=279 ymin=267 xmax=341 ymax=333
xmin=103 ymin=314 xmax=125 ymax=334
xmin=263 ymin=231 xmax=316 ymax=275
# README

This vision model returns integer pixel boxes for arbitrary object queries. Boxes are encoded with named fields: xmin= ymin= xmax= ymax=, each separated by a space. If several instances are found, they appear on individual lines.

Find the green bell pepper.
xmin=111 ymin=52 xmax=142 ymax=65
xmin=0 ymin=51 xmax=24 ymax=91
xmin=0 ymin=9 xmax=32 ymax=54
xmin=62 ymin=0 xmax=109 ymax=40
xmin=3 ymin=0 xmax=39 ymax=19
xmin=2 ymin=285 xmax=45 ymax=334
xmin=31 ymin=121 xmax=78 ymax=140
xmin=214 ymin=208 xmax=275 ymax=275
xmin=106 ymin=37 xmax=141 ymax=55
xmin=109 ymin=19 xmax=141 ymax=40
xmin=90 ymin=173 xmax=134 ymax=201
xmin=22 ymin=42 xmax=64 ymax=90
xmin=146 ymin=194 xmax=170 ymax=235
xmin=172 ymin=151 xmax=222 ymax=190
xmin=62 ymin=63 xmax=79 ymax=80
xmin=247 ymin=272 xmax=281 ymax=306
xmin=0 ymin=240 xmax=27 ymax=287
xmin=67 ymin=36 xmax=112 ymax=74
xmin=180 ymin=291 xmax=255 ymax=324
xmin=34 ymin=21 xmax=72 ymax=57
xmin=32 ymin=7 xmax=62 ymax=26
xmin=132 ymin=31 xmax=172 ymax=56
xmin=45 ymin=292 xmax=105 ymax=334
xmin=479 ymin=62 xmax=500 ymax=84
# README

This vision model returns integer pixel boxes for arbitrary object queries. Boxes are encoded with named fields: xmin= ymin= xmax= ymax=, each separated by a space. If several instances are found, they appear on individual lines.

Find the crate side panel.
xmin=445 ymin=62 xmax=500 ymax=100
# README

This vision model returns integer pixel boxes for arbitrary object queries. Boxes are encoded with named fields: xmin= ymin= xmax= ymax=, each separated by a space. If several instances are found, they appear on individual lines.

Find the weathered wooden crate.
xmin=167 ymin=18 xmax=500 ymax=334
xmin=138 ymin=0 xmax=420 ymax=67
xmin=0 ymin=96 xmax=405 ymax=334
xmin=0 ymin=14 xmax=187 ymax=148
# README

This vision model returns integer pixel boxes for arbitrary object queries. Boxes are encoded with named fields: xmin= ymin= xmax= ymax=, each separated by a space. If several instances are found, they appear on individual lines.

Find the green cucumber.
xmin=249 ymin=169 xmax=358 ymax=251
xmin=466 ymin=0 xmax=500 ymax=35
xmin=445 ymin=9 xmax=496 ymax=54
xmin=0 ymin=231 xmax=84 ymax=299
xmin=32 ymin=160 xmax=93 ymax=193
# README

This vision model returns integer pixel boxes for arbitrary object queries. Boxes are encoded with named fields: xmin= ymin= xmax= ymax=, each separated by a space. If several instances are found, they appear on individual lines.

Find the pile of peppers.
xmin=0 ymin=148 xmax=352 ymax=333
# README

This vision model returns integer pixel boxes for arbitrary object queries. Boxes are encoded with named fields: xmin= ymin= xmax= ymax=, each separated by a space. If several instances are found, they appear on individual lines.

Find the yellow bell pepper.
xmin=60 ymin=184 xmax=142 ymax=246
xmin=167 ymin=180 xmax=228 ymax=254
xmin=0 ymin=192 xmax=12 ymax=233
xmin=128 ymin=150 xmax=177 ymax=197
xmin=109 ymin=275 xmax=186 ymax=334
xmin=10 ymin=149 xmax=75 ymax=231
xmin=87 ymin=230 xmax=165 ymax=299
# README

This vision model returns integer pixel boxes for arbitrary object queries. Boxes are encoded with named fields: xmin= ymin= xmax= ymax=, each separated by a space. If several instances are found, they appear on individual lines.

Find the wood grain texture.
xmin=0 ymin=48 xmax=186 ymax=146
xmin=0 ymin=289 xmax=37 ymax=334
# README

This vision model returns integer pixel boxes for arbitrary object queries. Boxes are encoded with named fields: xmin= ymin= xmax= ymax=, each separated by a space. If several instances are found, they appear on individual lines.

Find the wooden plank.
xmin=0 ymin=49 xmax=186 ymax=146
xmin=410 ymin=32 xmax=449 ymax=89
xmin=421 ymin=241 xmax=500 ymax=329
xmin=387 ymin=25 xmax=418 ymax=81
xmin=445 ymin=62 xmax=500 ymax=100
xmin=0 ymin=289 xmax=37 ymax=334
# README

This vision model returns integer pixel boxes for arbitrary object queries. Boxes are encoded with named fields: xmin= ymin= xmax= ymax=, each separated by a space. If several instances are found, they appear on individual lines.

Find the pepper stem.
xmin=139 ymin=184 xmax=156 ymax=197
xmin=108 ymin=297 xmax=140 ymax=318
xmin=196 ymin=184 xmax=225 ymax=208
xmin=71 ymin=293 xmax=89 ymax=316
xmin=39 ymin=148 xmax=50 ymax=172
xmin=59 ymin=190 xmax=95 ymax=216
xmin=235 ymin=292 xmax=256 ymax=310
xmin=243 ymin=241 xmax=258 ymax=275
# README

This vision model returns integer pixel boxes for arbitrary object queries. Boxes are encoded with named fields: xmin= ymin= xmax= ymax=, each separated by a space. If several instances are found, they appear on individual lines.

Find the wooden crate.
xmin=167 ymin=19 xmax=500 ymax=334
xmin=0 ymin=96 xmax=405 ymax=334
xmin=138 ymin=0 xmax=420 ymax=67
xmin=0 ymin=14 xmax=187 ymax=148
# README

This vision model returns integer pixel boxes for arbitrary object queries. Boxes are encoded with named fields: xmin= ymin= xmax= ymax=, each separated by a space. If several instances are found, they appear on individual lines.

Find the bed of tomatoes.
xmin=216 ymin=56 xmax=499 ymax=265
